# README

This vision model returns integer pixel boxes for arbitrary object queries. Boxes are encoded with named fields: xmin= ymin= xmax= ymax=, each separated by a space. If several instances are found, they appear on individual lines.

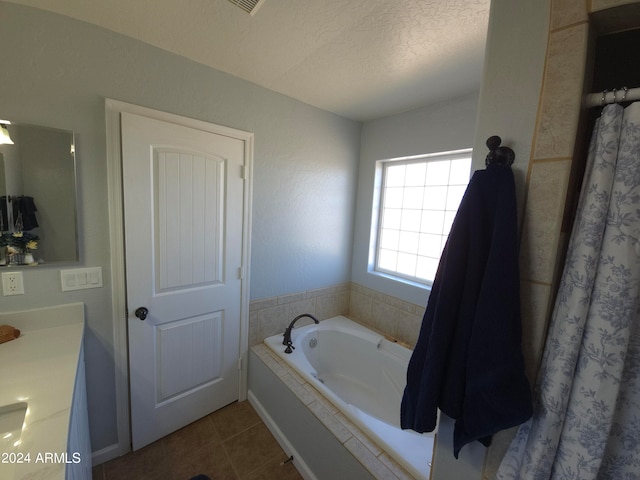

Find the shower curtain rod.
xmin=585 ymin=86 xmax=640 ymax=108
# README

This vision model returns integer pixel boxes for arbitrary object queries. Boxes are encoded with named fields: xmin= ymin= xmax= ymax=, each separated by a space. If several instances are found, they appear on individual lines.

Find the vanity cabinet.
xmin=0 ymin=302 xmax=91 ymax=480
xmin=66 ymin=344 xmax=91 ymax=480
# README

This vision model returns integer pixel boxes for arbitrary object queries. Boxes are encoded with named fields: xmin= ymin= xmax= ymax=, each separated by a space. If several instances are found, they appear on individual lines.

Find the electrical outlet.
xmin=2 ymin=272 xmax=25 ymax=296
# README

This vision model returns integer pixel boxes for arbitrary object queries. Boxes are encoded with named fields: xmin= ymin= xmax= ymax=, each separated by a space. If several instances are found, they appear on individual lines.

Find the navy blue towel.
xmin=12 ymin=195 xmax=38 ymax=230
xmin=400 ymin=164 xmax=532 ymax=458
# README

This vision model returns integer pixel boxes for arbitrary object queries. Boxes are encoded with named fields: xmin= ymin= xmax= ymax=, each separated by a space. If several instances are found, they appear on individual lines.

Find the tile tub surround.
xmin=0 ymin=303 xmax=86 ymax=480
xmin=249 ymin=282 xmax=351 ymax=347
xmin=249 ymin=282 xmax=425 ymax=349
xmin=348 ymin=283 xmax=425 ymax=348
xmin=483 ymin=1 xmax=640 ymax=479
xmin=250 ymin=343 xmax=420 ymax=480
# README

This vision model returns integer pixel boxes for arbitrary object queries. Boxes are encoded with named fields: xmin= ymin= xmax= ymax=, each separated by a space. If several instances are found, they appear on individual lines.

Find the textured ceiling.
xmin=6 ymin=0 xmax=491 ymax=121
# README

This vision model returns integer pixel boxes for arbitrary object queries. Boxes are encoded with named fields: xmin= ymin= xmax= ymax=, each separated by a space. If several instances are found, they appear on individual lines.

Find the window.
xmin=375 ymin=150 xmax=472 ymax=285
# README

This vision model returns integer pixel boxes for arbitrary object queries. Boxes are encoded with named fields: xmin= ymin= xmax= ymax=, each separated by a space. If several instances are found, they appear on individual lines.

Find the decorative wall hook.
xmin=485 ymin=135 xmax=515 ymax=167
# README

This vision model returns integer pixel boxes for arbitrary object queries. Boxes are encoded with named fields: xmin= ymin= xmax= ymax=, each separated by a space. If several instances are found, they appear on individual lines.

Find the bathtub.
xmin=263 ymin=315 xmax=434 ymax=480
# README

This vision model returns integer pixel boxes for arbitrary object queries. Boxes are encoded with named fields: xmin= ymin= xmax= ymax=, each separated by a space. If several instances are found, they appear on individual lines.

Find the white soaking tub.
xmin=263 ymin=315 xmax=434 ymax=480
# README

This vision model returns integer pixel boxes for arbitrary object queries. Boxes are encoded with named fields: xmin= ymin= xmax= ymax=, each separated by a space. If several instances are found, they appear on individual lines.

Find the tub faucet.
xmin=282 ymin=313 xmax=319 ymax=354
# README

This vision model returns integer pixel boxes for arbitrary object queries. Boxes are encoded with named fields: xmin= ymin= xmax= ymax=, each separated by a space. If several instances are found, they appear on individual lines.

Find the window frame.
xmin=372 ymin=148 xmax=472 ymax=287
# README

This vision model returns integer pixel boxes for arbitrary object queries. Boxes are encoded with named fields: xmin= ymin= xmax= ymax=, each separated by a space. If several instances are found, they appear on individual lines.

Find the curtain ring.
xmin=621 ymin=86 xmax=628 ymax=102
xmin=601 ymin=89 xmax=609 ymax=106
xmin=612 ymin=88 xmax=617 ymax=104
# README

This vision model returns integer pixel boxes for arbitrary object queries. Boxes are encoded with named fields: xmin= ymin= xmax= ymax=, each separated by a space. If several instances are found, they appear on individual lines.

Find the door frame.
xmin=105 ymin=99 xmax=253 ymax=458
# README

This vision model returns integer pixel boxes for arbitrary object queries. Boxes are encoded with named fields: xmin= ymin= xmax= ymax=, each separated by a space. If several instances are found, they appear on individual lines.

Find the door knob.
xmin=134 ymin=307 xmax=149 ymax=321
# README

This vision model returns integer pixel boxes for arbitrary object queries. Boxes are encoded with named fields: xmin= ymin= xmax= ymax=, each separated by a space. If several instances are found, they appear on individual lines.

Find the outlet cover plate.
xmin=2 ymin=272 xmax=25 ymax=296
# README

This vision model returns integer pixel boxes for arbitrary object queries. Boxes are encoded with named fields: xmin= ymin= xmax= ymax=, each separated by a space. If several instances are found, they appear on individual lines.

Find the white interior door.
xmin=121 ymin=111 xmax=246 ymax=450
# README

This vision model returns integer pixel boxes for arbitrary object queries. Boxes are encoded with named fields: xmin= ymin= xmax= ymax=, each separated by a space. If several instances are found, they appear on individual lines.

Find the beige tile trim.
xmin=250 ymin=283 xmax=351 ymax=312
xmin=251 ymin=344 xmax=416 ymax=480
xmin=251 ymin=282 xmax=424 ymax=348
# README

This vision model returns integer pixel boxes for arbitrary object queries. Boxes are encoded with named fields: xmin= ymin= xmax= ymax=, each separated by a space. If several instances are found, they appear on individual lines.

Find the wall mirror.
xmin=0 ymin=121 xmax=78 ymax=265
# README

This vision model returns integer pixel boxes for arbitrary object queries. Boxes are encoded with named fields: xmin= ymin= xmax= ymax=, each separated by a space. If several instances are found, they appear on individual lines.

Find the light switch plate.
xmin=60 ymin=267 xmax=103 ymax=292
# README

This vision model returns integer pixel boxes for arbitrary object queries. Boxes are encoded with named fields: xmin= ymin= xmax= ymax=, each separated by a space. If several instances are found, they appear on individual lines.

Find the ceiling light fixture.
xmin=0 ymin=121 xmax=14 ymax=145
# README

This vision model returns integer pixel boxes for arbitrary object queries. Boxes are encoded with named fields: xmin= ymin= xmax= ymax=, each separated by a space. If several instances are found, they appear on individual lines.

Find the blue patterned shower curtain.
xmin=497 ymin=102 xmax=640 ymax=479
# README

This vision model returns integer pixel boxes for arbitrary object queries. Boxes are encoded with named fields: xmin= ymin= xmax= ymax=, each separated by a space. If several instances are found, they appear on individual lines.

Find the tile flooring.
xmin=92 ymin=401 xmax=303 ymax=480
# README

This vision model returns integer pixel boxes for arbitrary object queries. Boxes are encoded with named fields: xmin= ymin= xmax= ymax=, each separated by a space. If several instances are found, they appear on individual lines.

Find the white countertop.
xmin=0 ymin=303 xmax=85 ymax=480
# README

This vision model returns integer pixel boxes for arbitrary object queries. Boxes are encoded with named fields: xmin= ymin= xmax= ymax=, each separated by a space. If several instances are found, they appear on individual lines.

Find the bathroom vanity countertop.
xmin=0 ymin=303 xmax=85 ymax=480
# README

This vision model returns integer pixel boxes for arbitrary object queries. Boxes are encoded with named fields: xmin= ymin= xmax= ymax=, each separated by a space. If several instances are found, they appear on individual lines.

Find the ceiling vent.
xmin=227 ymin=0 xmax=266 ymax=15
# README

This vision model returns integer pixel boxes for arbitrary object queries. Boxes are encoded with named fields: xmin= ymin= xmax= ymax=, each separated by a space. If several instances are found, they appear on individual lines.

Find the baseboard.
xmin=248 ymin=390 xmax=318 ymax=480
xmin=91 ymin=442 xmax=126 ymax=466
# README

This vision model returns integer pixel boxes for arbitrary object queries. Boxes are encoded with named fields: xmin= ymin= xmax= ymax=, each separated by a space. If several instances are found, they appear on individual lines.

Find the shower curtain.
xmin=497 ymin=102 xmax=640 ymax=479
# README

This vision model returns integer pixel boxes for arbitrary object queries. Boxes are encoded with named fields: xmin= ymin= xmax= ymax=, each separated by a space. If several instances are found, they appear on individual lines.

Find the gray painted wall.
xmin=352 ymin=92 xmax=481 ymax=307
xmin=0 ymin=0 xmax=551 ymax=473
xmin=471 ymin=0 xmax=550 ymax=224
xmin=0 ymin=1 xmax=360 ymax=453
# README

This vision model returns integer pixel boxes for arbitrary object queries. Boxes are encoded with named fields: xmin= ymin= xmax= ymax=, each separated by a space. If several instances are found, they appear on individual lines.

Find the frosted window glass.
xmin=425 ymin=161 xmax=451 ymax=186
xmin=386 ymin=165 xmax=406 ymax=187
xmin=418 ymin=233 xmax=444 ymax=258
xmin=380 ymin=229 xmax=400 ymax=250
xmin=403 ymin=186 xmax=425 ymax=208
xmin=397 ymin=252 xmax=417 ymax=277
xmin=405 ymin=163 xmax=427 ymax=186
xmin=446 ymin=185 xmax=467 ymax=211
xmin=382 ymin=208 xmax=402 ymax=229
xmin=421 ymin=210 xmax=445 ymax=235
xmin=385 ymin=187 xmax=404 ymax=209
xmin=378 ymin=249 xmax=397 ymax=271
xmin=375 ymin=150 xmax=471 ymax=284
xmin=399 ymin=231 xmax=419 ymax=253
xmin=423 ymin=186 xmax=448 ymax=210
xmin=443 ymin=211 xmax=457 ymax=233
xmin=449 ymin=158 xmax=472 ymax=184
xmin=400 ymin=209 xmax=422 ymax=232
xmin=416 ymin=256 xmax=439 ymax=282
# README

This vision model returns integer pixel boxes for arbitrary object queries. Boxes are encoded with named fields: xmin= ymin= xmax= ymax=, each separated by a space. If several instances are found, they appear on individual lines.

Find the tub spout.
xmin=282 ymin=313 xmax=319 ymax=354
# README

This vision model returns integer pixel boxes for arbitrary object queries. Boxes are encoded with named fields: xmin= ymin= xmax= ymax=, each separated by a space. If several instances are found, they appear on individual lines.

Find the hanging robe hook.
xmin=485 ymin=136 xmax=515 ymax=167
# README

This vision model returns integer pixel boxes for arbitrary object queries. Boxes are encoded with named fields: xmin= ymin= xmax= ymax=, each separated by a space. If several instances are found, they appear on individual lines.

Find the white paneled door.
xmin=121 ymin=112 xmax=246 ymax=450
